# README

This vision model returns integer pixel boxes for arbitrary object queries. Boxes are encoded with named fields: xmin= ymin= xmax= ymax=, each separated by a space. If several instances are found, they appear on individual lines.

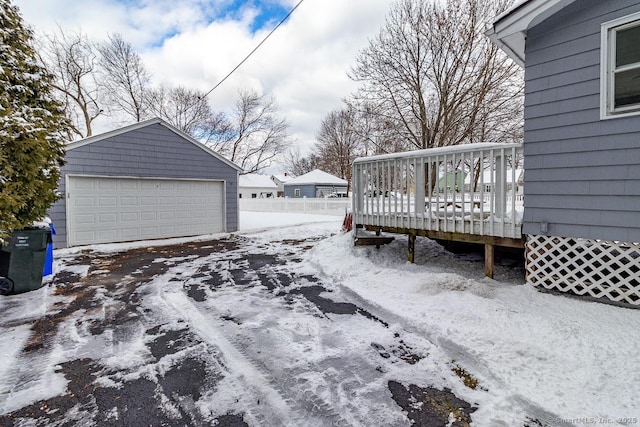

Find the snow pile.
xmin=308 ymin=232 xmax=640 ymax=424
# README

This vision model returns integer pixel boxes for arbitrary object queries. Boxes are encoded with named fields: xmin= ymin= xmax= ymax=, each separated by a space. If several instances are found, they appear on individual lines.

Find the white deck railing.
xmin=352 ymin=142 xmax=524 ymax=239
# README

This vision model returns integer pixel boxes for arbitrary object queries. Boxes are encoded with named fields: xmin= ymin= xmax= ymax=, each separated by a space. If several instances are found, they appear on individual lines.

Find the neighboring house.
xmin=438 ymin=170 xmax=467 ymax=192
xmin=487 ymin=0 xmax=640 ymax=305
xmin=463 ymin=168 xmax=524 ymax=193
xmin=239 ymin=174 xmax=278 ymax=199
xmin=270 ymin=173 xmax=291 ymax=197
xmin=283 ymin=169 xmax=348 ymax=198
xmin=48 ymin=118 xmax=242 ymax=248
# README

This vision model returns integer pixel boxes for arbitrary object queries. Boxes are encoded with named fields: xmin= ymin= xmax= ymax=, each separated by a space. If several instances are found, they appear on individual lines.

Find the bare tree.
xmin=284 ymin=146 xmax=318 ymax=177
xmin=146 ymin=85 xmax=212 ymax=134
xmin=350 ymin=0 xmax=523 ymax=152
xmin=345 ymin=98 xmax=409 ymax=156
xmin=207 ymin=89 xmax=292 ymax=173
xmin=97 ymin=33 xmax=151 ymax=122
xmin=313 ymin=108 xmax=362 ymax=190
xmin=40 ymin=28 xmax=104 ymax=138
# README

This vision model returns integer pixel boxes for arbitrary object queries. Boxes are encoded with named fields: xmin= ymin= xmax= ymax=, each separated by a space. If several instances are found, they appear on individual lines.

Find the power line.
xmin=200 ymin=0 xmax=306 ymax=100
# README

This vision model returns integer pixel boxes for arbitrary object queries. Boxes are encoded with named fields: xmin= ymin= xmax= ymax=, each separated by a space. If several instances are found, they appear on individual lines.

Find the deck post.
xmin=494 ymin=154 xmax=505 ymax=218
xmin=408 ymin=233 xmax=416 ymax=263
xmin=484 ymin=243 xmax=494 ymax=278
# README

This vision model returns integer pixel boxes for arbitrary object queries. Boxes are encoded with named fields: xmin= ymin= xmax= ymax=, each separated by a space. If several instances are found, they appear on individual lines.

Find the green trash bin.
xmin=0 ymin=228 xmax=51 ymax=295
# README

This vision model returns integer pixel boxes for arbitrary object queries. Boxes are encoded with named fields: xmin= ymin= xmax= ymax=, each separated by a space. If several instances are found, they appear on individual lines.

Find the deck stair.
xmin=354 ymin=226 xmax=395 ymax=247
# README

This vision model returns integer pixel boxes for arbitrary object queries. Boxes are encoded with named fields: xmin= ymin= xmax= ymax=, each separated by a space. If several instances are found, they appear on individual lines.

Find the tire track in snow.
xmin=162 ymin=283 xmax=353 ymax=427
xmin=161 ymin=288 xmax=297 ymax=426
xmin=180 ymin=241 xmax=405 ymax=426
xmin=211 ymin=320 xmax=353 ymax=427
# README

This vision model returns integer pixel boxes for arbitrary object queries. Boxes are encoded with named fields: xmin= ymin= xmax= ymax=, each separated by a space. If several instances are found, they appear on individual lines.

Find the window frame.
xmin=294 ymin=188 xmax=301 ymax=197
xmin=600 ymin=11 xmax=640 ymax=119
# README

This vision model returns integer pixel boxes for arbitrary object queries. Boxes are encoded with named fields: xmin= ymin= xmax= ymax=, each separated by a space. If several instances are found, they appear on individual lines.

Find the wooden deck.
xmin=351 ymin=143 xmax=525 ymax=277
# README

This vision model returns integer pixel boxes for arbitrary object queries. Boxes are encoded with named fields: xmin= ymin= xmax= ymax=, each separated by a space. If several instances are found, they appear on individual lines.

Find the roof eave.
xmin=487 ymin=0 xmax=578 ymax=67
xmin=66 ymin=117 xmax=163 ymax=150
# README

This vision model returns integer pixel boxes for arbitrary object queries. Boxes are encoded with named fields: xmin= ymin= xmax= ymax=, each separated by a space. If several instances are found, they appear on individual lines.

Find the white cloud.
xmin=13 ymin=0 xmax=391 ymax=157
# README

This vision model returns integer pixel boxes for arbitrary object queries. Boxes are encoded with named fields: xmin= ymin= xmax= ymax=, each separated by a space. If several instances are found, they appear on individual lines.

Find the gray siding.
xmin=284 ymin=184 xmax=316 ymax=198
xmin=283 ymin=184 xmax=348 ymax=198
xmin=523 ymin=0 xmax=640 ymax=242
xmin=49 ymin=122 xmax=239 ymax=248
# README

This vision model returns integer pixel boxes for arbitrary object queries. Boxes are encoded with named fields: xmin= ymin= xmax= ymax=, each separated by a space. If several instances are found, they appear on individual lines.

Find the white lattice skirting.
xmin=526 ymin=235 xmax=640 ymax=306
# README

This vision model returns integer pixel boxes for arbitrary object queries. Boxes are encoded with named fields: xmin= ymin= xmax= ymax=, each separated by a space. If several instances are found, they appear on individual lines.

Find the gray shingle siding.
xmin=523 ymin=0 xmax=640 ymax=242
xmin=49 ymin=122 xmax=238 ymax=248
xmin=283 ymin=184 xmax=348 ymax=198
xmin=284 ymin=184 xmax=316 ymax=198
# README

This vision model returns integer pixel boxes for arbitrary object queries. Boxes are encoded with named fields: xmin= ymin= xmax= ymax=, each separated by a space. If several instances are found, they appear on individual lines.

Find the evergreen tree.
xmin=0 ymin=0 xmax=70 ymax=240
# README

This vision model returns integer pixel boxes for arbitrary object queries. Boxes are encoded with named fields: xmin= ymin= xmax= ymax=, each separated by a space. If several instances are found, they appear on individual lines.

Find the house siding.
xmin=239 ymin=187 xmax=276 ymax=198
xmin=283 ymin=184 xmax=348 ymax=198
xmin=523 ymin=0 xmax=640 ymax=242
xmin=284 ymin=184 xmax=316 ymax=198
xmin=50 ymin=123 xmax=239 ymax=248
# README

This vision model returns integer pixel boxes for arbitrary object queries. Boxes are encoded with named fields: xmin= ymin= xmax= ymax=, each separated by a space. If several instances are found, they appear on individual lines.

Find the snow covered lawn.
xmin=0 ymin=211 xmax=638 ymax=426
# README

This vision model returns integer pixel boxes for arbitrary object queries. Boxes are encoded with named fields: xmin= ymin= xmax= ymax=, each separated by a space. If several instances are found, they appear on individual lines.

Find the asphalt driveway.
xmin=0 ymin=229 xmax=479 ymax=426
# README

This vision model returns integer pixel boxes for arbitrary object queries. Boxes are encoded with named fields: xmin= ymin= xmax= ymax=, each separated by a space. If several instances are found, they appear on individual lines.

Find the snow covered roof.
xmin=270 ymin=174 xmax=291 ymax=183
xmin=66 ymin=117 xmax=243 ymax=172
xmin=239 ymin=174 xmax=278 ymax=189
xmin=284 ymin=169 xmax=347 ymax=186
xmin=486 ymin=0 xmax=578 ymax=67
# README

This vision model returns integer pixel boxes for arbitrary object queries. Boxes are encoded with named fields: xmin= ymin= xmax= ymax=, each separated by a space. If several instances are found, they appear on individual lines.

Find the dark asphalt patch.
xmin=290 ymin=285 xmax=388 ymax=326
xmin=388 ymin=380 xmax=476 ymax=427
xmin=202 ymin=270 xmax=227 ymax=290
xmin=215 ymin=413 xmax=249 ymax=426
xmin=185 ymin=284 xmax=207 ymax=302
xmin=94 ymin=376 xmax=175 ymax=426
xmin=158 ymin=356 xmax=209 ymax=401
xmin=146 ymin=326 xmax=199 ymax=360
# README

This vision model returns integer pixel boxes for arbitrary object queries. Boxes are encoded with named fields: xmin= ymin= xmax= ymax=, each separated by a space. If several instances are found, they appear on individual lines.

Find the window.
xmin=294 ymin=188 xmax=301 ymax=197
xmin=601 ymin=12 xmax=640 ymax=118
xmin=251 ymin=193 xmax=257 ymax=199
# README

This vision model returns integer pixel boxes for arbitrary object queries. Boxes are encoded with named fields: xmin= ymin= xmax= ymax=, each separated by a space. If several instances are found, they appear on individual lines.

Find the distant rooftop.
xmin=284 ymin=169 xmax=347 ymax=186
xmin=239 ymin=174 xmax=278 ymax=189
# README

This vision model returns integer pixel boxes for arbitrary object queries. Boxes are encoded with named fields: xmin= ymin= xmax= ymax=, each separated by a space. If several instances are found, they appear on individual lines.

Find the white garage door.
xmin=67 ymin=176 xmax=225 ymax=246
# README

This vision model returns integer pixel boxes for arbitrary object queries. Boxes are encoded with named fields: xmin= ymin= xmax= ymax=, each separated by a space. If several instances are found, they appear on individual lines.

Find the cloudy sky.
xmin=13 ymin=0 xmax=393 ymax=158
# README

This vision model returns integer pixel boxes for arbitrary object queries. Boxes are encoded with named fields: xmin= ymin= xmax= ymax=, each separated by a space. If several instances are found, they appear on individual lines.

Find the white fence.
xmin=239 ymin=198 xmax=351 ymax=216
xmin=352 ymin=142 xmax=524 ymax=239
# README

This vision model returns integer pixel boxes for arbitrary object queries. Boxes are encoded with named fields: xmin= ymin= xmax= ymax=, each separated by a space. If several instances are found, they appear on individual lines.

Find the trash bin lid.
xmin=7 ymin=229 xmax=50 ymax=251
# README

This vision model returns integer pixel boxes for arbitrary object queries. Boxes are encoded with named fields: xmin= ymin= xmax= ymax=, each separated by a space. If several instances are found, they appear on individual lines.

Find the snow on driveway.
xmin=0 ymin=211 xmax=638 ymax=426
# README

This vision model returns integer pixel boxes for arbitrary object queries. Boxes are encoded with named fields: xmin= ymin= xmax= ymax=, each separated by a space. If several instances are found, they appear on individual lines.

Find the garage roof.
xmin=239 ymin=174 xmax=278 ymax=189
xmin=486 ymin=0 xmax=578 ymax=67
xmin=67 ymin=117 xmax=243 ymax=172
xmin=285 ymin=169 xmax=347 ymax=186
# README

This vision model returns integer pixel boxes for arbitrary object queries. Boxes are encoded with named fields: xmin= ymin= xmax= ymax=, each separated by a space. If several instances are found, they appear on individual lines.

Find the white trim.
xmin=65 ymin=173 xmax=225 ymax=182
xmin=487 ymin=0 xmax=578 ymax=67
xmin=600 ymin=10 xmax=640 ymax=120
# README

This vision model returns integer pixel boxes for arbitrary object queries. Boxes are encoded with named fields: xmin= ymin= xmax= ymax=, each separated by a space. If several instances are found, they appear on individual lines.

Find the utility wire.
xmin=200 ymin=0 xmax=306 ymax=100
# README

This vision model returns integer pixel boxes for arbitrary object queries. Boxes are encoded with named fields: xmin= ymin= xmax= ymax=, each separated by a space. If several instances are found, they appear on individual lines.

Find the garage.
xmin=67 ymin=176 xmax=225 ymax=246
xmin=48 ymin=118 xmax=242 ymax=248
